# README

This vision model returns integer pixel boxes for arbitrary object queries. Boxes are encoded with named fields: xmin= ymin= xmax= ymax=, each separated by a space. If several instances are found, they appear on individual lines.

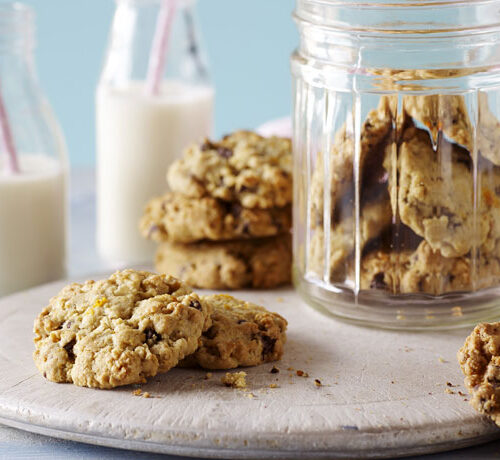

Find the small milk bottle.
xmin=96 ymin=0 xmax=214 ymax=266
xmin=0 ymin=3 xmax=68 ymax=297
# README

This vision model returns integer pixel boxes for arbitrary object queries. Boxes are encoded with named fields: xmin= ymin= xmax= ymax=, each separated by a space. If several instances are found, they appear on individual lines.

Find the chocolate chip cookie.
xmin=395 ymin=127 xmax=490 ymax=258
xmin=140 ymin=192 xmax=291 ymax=244
xmin=309 ymin=199 xmax=393 ymax=282
xmin=362 ymin=240 xmax=500 ymax=295
xmin=167 ymin=131 xmax=292 ymax=209
xmin=458 ymin=322 xmax=500 ymax=426
xmin=33 ymin=270 xmax=211 ymax=389
xmin=180 ymin=294 xmax=287 ymax=369
xmin=155 ymin=234 xmax=292 ymax=289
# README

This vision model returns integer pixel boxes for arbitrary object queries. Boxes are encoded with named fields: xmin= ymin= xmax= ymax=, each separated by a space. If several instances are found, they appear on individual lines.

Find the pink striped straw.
xmin=146 ymin=0 xmax=177 ymax=96
xmin=0 ymin=84 xmax=19 ymax=174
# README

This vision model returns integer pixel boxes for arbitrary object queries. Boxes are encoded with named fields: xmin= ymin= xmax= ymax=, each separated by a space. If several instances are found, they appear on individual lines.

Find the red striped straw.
xmin=0 ymin=84 xmax=19 ymax=174
xmin=146 ymin=0 xmax=177 ymax=96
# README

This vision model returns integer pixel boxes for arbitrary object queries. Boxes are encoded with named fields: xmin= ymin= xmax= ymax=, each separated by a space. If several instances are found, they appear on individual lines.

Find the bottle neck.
xmin=0 ymin=3 xmax=35 ymax=57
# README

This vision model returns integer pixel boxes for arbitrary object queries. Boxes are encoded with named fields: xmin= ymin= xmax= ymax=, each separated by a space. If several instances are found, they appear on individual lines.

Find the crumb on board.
xmin=287 ymin=367 xmax=294 ymax=371
xmin=222 ymin=372 xmax=247 ymax=389
xmin=438 ymin=357 xmax=447 ymax=363
xmin=445 ymin=388 xmax=455 ymax=395
xmin=446 ymin=382 xmax=457 ymax=387
xmin=270 ymin=366 xmax=280 ymax=374
xmin=204 ymin=372 xmax=213 ymax=380
xmin=269 ymin=383 xmax=278 ymax=389
xmin=245 ymin=392 xmax=255 ymax=399
xmin=296 ymin=370 xmax=309 ymax=377
xmin=133 ymin=389 xmax=142 ymax=396
xmin=314 ymin=379 xmax=322 ymax=387
xmin=143 ymin=392 xmax=151 ymax=398
xmin=451 ymin=306 xmax=463 ymax=317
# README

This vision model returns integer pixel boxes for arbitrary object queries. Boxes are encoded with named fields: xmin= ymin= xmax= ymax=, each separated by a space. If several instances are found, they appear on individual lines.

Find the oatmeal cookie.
xmin=309 ymin=199 xmax=393 ymax=282
xmin=395 ymin=127 xmax=493 ymax=257
xmin=155 ymin=234 xmax=292 ymax=289
xmin=33 ymin=270 xmax=211 ymax=389
xmin=180 ymin=294 xmax=287 ymax=369
xmin=140 ymin=192 xmax=291 ymax=244
xmin=167 ymin=131 xmax=292 ymax=209
xmin=458 ymin=322 xmax=500 ymax=426
xmin=361 ymin=240 xmax=500 ymax=295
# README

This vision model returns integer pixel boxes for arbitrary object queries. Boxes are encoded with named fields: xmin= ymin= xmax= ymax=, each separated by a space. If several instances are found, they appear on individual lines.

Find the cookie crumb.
xmin=445 ymin=388 xmax=455 ymax=395
xmin=287 ymin=367 xmax=294 ymax=371
xmin=458 ymin=391 xmax=466 ymax=397
xmin=133 ymin=389 xmax=142 ymax=396
xmin=446 ymin=382 xmax=456 ymax=387
xmin=245 ymin=392 xmax=255 ymax=399
xmin=296 ymin=370 xmax=309 ymax=377
xmin=204 ymin=372 xmax=213 ymax=380
xmin=222 ymin=371 xmax=247 ymax=389
xmin=438 ymin=357 xmax=447 ymax=363
xmin=143 ymin=392 xmax=151 ymax=398
xmin=314 ymin=379 xmax=322 ymax=387
xmin=270 ymin=366 xmax=280 ymax=374
xmin=451 ymin=306 xmax=463 ymax=317
xmin=269 ymin=383 xmax=278 ymax=389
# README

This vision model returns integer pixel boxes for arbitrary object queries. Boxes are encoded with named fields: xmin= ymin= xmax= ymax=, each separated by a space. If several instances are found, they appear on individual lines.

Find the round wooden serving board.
xmin=0 ymin=277 xmax=498 ymax=459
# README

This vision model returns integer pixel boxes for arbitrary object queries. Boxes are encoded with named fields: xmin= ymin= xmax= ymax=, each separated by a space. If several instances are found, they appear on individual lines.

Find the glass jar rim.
xmin=295 ymin=0 xmax=500 ymax=35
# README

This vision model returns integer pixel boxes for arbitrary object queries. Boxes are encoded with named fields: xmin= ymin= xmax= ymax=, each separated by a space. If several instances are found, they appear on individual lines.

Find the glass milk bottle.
xmin=0 ymin=3 xmax=68 ymax=297
xmin=96 ymin=0 xmax=214 ymax=266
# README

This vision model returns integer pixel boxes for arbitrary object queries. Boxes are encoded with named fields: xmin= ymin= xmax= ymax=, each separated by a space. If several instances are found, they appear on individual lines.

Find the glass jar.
xmin=0 ymin=3 xmax=68 ymax=297
xmin=96 ymin=0 xmax=214 ymax=266
xmin=292 ymin=0 xmax=500 ymax=329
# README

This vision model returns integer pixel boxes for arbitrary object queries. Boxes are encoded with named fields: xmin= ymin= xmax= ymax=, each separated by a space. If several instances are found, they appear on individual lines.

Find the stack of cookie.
xmin=140 ymin=131 xmax=293 ymax=289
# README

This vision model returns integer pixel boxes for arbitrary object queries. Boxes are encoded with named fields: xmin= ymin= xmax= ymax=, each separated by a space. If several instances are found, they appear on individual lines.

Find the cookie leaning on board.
xmin=457 ymin=322 xmax=500 ymax=425
xmin=33 ymin=269 xmax=288 ymax=389
xmin=140 ymin=130 xmax=293 ymax=289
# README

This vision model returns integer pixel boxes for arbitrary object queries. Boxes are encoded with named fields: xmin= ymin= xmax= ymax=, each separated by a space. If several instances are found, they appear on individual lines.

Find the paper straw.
xmin=146 ymin=0 xmax=177 ymax=96
xmin=0 ymin=84 xmax=19 ymax=175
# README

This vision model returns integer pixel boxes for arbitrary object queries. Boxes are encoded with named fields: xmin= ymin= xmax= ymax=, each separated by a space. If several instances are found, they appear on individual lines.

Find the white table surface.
xmin=2 ymin=168 xmax=500 ymax=460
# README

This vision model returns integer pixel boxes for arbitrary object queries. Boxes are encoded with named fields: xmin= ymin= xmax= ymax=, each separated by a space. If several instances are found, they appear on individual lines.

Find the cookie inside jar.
xmin=309 ymin=92 xmax=500 ymax=297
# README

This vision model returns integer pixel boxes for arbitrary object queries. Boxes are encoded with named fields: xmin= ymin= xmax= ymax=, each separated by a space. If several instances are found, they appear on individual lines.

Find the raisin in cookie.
xmin=167 ymin=131 xmax=292 ymax=209
xmin=180 ymin=294 xmax=287 ymax=369
xmin=458 ymin=322 xmax=500 ymax=426
xmin=140 ymin=192 xmax=291 ymax=244
xmin=361 ymin=240 xmax=500 ymax=295
xmin=33 ymin=270 xmax=211 ymax=389
xmin=155 ymin=235 xmax=291 ymax=290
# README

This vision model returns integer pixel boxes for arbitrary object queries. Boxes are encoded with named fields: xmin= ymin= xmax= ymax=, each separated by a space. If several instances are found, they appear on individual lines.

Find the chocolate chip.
xmin=270 ymin=366 xmax=279 ymax=374
xmin=189 ymin=300 xmax=202 ymax=310
xmin=230 ymin=203 xmax=242 ymax=218
xmin=204 ymin=326 xmax=217 ymax=340
xmin=145 ymin=328 xmax=162 ymax=344
xmin=370 ymin=273 xmax=386 ymax=290
xmin=217 ymin=147 xmax=233 ymax=159
xmin=261 ymin=335 xmax=276 ymax=357
xmin=237 ymin=319 xmax=247 ymax=324
xmin=63 ymin=339 xmax=76 ymax=360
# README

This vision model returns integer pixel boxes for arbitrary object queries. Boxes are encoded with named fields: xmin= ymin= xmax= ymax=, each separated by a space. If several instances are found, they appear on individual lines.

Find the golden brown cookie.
xmin=180 ymin=294 xmax=287 ymax=369
xmin=155 ymin=234 xmax=292 ymax=290
xmin=140 ymin=192 xmax=291 ymax=244
xmin=33 ymin=270 xmax=211 ymax=389
xmin=167 ymin=131 xmax=292 ymax=209
xmin=458 ymin=322 xmax=500 ymax=426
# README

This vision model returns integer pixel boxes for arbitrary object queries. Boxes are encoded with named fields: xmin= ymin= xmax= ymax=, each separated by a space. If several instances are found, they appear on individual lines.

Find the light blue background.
xmin=13 ymin=0 xmax=297 ymax=166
